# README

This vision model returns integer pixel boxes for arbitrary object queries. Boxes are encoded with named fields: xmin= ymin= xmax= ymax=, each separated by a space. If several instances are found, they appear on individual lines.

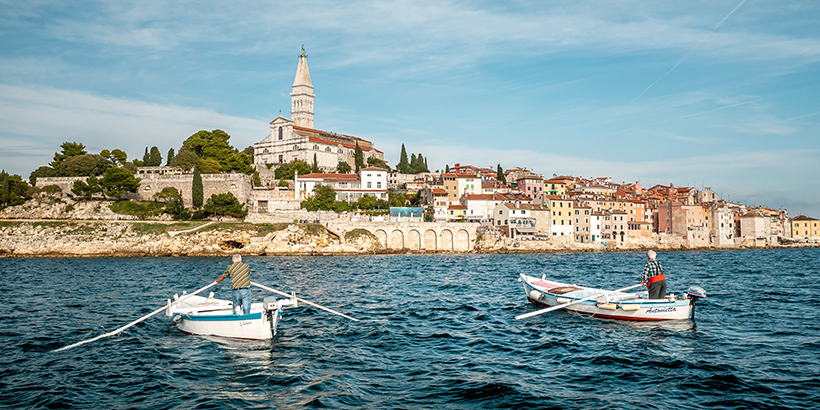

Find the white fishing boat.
xmin=164 ymin=281 xmax=359 ymax=340
xmin=55 ymin=281 xmax=358 ymax=352
xmin=517 ymin=273 xmax=706 ymax=321
xmin=165 ymin=291 xmax=297 ymax=340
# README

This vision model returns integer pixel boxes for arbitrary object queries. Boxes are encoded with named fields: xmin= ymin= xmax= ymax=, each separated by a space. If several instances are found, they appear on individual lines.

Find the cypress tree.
xmin=354 ymin=142 xmax=364 ymax=173
xmin=398 ymin=144 xmax=409 ymax=173
xmin=148 ymin=146 xmax=162 ymax=166
xmin=1 ymin=172 xmax=9 ymax=205
xmin=312 ymin=153 xmax=320 ymax=173
xmin=445 ymin=164 xmax=450 ymax=173
xmin=166 ymin=148 xmax=175 ymax=166
xmin=497 ymin=164 xmax=506 ymax=183
xmin=192 ymin=167 xmax=203 ymax=209
xmin=142 ymin=147 xmax=150 ymax=164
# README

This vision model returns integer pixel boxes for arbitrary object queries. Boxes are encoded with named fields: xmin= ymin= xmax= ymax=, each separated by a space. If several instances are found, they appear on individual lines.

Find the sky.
xmin=1 ymin=0 xmax=819 ymax=217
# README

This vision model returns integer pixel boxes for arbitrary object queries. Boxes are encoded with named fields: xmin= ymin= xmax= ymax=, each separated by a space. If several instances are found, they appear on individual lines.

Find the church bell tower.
xmin=290 ymin=45 xmax=315 ymax=128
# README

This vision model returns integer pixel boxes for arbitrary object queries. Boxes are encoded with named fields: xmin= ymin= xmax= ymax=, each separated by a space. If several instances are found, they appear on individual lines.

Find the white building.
xmin=295 ymin=167 xmax=388 ymax=202
xmin=254 ymin=47 xmax=384 ymax=172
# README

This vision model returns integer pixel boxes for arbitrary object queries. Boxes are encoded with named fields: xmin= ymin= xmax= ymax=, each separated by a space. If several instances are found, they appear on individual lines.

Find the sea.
xmin=1 ymin=249 xmax=818 ymax=409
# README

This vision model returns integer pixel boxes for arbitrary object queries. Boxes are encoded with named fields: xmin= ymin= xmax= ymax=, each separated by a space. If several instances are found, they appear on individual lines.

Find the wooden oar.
xmin=251 ymin=281 xmax=359 ymax=322
xmin=54 ymin=282 xmax=218 ymax=352
xmin=515 ymin=283 xmax=643 ymax=320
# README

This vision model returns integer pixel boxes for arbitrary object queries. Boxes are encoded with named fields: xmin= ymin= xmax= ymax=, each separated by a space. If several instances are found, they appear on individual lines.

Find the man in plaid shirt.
xmin=641 ymin=250 xmax=667 ymax=299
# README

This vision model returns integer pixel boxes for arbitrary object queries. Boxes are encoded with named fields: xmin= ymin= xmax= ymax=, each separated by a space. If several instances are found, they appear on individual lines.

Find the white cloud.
xmin=0 ymin=83 xmax=267 ymax=176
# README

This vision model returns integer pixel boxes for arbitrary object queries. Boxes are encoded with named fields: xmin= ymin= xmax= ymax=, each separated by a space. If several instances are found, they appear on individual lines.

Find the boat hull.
xmin=166 ymin=294 xmax=282 ymax=340
xmin=521 ymin=274 xmax=695 ymax=321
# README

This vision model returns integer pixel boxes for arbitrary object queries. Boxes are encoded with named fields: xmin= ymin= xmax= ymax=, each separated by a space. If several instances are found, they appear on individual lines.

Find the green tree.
xmin=154 ymin=187 xmax=184 ymax=218
xmin=1 ymin=173 xmax=9 ymax=205
xmin=204 ymin=192 xmax=247 ymax=218
xmin=56 ymin=154 xmax=111 ymax=177
xmin=71 ymin=176 xmax=102 ymax=199
xmin=390 ymin=192 xmax=407 ymax=207
xmin=301 ymin=184 xmax=337 ymax=211
xmin=181 ymin=129 xmax=252 ymax=174
xmin=147 ymin=146 xmax=162 ymax=166
xmin=354 ymin=142 xmax=364 ymax=173
xmin=0 ymin=173 xmax=31 ymax=207
xmin=142 ymin=147 xmax=150 ymax=164
xmin=497 ymin=164 xmax=506 ymax=183
xmin=252 ymin=170 xmax=261 ymax=187
xmin=337 ymin=161 xmax=352 ymax=174
xmin=410 ymin=153 xmax=429 ymax=173
xmin=192 ymin=167 xmax=203 ymax=208
xmin=312 ymin=153 xmax=320 ymax=173
xmin=166 ymin=148 xmax=175 ymax=166
xmin=397 ymin=143 xmax=410 ymax=173
xmin=99 ymin=167 xmax=141 ymax=198
xmin=29 ymin=166 xmax=57 ymax=186
xmin=101 ymin=149 xmax=128 ymax=167
xmin=275 ymin=160 xmax=311 ymax=180
xmin=366 ymin=157 xmax=390 ymax=171
xmin=358 ymin=195 xmax=377 ymax=210
xmin=169 ymin=147 xmax=200 ymax=169
xmin=199 ymin=157 xmax=222 ymax=174
xmin=51 ymin=142 xmax=87 ymax=168
xmin=445 ymin=164 xmax=450 ymax=173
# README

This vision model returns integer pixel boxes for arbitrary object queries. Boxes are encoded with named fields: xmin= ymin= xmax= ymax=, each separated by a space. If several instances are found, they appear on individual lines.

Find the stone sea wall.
xmin=1 ymin=199 xmax=814 ymax=257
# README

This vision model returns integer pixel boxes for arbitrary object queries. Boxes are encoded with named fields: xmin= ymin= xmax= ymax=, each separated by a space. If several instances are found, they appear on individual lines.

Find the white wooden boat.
xmin=165 ymin=291 xmax=298 ymax=340
xmin=519 ymin=273 xmax=706 ymax=321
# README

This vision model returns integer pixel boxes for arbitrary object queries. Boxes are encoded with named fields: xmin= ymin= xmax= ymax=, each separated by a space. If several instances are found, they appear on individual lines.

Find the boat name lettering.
xmin=239 ymin=320 xmax=253 ymax=326
xmin=646 ymin=307 xmax=676 ymax=314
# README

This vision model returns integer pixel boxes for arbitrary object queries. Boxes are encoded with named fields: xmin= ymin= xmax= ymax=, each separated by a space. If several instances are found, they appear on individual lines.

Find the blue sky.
xmin=1 ymin=1 xmax=819 ymax=217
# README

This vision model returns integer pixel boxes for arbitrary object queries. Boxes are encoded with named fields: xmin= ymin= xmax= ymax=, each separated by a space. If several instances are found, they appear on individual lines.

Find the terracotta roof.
xmin=792 ymin=215 xmax=819 ymax=221
xmin=448 ymin=205 xmax=467 ymax=210
xmin=298 ymin=173 xmax=360 ymax=181
xmin=306 ymin=135 xmax=378 ymax=152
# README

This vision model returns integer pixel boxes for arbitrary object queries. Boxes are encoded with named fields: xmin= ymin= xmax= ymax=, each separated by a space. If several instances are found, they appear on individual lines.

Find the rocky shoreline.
xmin=1 ymin=200 xmax=816 ymax=257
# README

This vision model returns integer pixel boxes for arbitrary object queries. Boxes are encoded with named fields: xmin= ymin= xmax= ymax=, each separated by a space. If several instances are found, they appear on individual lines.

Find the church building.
xmin=254 ymin=47 xmax=384 ymax=171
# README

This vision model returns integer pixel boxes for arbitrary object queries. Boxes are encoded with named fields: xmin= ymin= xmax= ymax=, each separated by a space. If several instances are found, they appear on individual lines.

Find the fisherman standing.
xmin=641 ymin=250 xmax=667 ymax=300
xmin=215 ymin=254 xmax=252 ymax=315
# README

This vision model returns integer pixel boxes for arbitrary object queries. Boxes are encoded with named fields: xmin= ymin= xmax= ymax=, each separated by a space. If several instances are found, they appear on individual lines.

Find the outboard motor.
xmin=686 ymin=286 xmax=707 ymax=320
xmin=263 ymin=296 xmax=280 ymax=335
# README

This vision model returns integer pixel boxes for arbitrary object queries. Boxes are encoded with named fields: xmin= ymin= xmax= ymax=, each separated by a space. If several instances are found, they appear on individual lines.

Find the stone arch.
xmin=439 ymin=229 xmax=454 ymax=251
xmin=454 ymin=229 xmax=470 ymax=251
xmin=423 ymin=229 xmax=438 ymax=250
xmin=406 ymin=229 xmax=421 ymax=250
xmin=390 ymin=229 xmax=405 ymax=250
xmin=374 ymin=229 xmax=388 ymax=248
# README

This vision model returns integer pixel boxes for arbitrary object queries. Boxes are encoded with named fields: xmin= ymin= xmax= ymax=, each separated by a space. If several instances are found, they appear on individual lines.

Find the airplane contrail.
xmin=611 ymin=0 xmax=747 ymax=119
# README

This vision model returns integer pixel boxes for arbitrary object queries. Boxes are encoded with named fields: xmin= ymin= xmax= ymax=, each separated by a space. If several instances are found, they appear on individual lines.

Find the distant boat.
xmin=166 ymin=291 xmax=297 ymax=340
xmin=518 ymin=274 xmax=706 ymax=321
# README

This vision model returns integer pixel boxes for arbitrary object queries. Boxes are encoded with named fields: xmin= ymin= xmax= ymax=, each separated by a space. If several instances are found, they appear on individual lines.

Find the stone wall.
xmin=37 ymin=173 xmax=252 ymax=208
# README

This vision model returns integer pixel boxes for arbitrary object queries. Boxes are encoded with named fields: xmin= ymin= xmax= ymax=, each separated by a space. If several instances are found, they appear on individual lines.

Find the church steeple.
xmin=291 ymin=45 xmax=315 ymax=128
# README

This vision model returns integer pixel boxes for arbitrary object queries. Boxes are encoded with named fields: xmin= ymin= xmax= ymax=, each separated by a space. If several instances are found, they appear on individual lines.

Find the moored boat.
xmin=518 ymin=273 xmax=706 ymax=321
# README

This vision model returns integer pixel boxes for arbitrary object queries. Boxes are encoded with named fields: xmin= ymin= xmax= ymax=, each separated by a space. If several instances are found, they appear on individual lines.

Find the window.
xmin=377 ymin=182 xmax=381 ymax=188
xmin=278 ymin=127 xmax=283 ymax=140
xmin=313 ymin=145 xmax=319 ymax=150
xmin=367 ymin=182 xmax=372 ymax=188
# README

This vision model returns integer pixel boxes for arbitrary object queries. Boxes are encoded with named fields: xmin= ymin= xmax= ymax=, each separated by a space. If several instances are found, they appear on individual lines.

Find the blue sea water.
xmin=1 ymin=249 xmax=818 ymax=409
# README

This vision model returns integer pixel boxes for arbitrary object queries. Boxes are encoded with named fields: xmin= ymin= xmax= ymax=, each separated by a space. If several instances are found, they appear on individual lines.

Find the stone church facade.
xmin=253 ymin=47 xmax=384 ymax=172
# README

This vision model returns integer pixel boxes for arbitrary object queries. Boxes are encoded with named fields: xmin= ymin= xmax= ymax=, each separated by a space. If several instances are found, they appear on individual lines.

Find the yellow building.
xmin=791 ymin=215 xmax=820 ymax=240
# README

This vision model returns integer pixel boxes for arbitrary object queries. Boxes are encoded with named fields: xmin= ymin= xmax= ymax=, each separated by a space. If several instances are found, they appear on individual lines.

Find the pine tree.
xmin=398 ymin=144 xmax=410 ymax=173
xmin=166 ymin=148 xmax=175 ymax=166
xmin=354 ymin=142 xmax=364 ymax=173
xmin=192 ymin=167 xmax=203 ymax=208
